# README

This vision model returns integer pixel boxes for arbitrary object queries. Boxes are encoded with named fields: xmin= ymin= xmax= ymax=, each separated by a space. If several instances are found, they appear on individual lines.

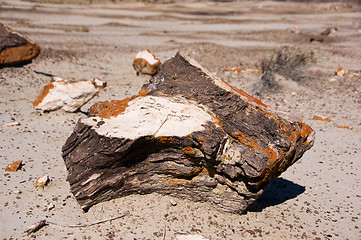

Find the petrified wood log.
xmin=0 ymin=23 xmax=40 ymax=67
xmin=62 ymin=53 xmax=315 ymax=213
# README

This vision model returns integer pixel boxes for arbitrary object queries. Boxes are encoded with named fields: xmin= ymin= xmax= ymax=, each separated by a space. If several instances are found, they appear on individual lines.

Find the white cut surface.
xmin=82 ymin=96 xmax=214 ymax=139
xmin=36 ymin=78 xmax=103 ymax=112
xmin=135 ymin=50 xmax=159 ymax=65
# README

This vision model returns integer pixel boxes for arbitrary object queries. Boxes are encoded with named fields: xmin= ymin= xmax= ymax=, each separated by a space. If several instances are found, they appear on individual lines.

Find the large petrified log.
xmin=0 ymin=23 xmax=40 ymax=67
xmin=62 ymin=53 xmax=315 ymax=213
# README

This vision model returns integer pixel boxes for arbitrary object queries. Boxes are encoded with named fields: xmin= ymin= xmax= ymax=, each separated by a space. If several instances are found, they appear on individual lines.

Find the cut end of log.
xmin=83 ymin=96 xmax=214 ymax=139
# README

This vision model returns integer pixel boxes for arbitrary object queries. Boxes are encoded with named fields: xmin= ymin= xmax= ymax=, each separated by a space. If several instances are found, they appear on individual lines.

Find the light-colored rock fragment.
xmin=4 ymin=121 xmax=21 ymax=127
xmin=33 ymin=77 xmax=106 ymax=112
xmin=336 ymin=67 xmax=346 ymax=77
xmin=35 ymin=175 xmax=49 ymax=186
xmin=175 ymin=234 xmax=209 ymax=240
xmin=133 ymin=49 xmax=161 ymax=75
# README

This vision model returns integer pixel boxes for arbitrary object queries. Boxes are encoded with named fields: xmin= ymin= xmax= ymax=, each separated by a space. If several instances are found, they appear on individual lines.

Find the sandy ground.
xmin=0 ymin=0 xmax=360 ymax=239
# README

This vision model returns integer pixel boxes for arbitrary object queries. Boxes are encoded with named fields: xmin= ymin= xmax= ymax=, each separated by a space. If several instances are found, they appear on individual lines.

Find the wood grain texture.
xmin=62 ymin=53 xmax=315 ymax=213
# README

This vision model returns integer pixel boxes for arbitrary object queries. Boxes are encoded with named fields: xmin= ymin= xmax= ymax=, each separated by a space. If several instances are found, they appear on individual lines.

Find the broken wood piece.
xmin=336 ymin=67 xmax=346 ymax=77
xmin=0 ymin=23 xmax=40 ymax=67
xmin=5 ymin=160 xmax=22 ymax=172
xmin=4 ymin=121 xmax=21 ymax=127
xmin=35 ymin=175 xmax=49 ymax=186
xmin=33 ymin=77 xmax=106 ymax=113
xmin=24 ymin=220 xmax=47 ymax=235
xmin=62 ymin=52 xmax=315 ymax=213
xmin=312 ymin=115 xmax=331 ymax=122
xmin=133 ymin=49 xmax=161 ymax=75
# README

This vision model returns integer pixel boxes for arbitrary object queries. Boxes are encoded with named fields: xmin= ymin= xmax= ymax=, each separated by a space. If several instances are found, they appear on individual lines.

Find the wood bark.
xmin=62 ymin=53 xmax=315 ymax=213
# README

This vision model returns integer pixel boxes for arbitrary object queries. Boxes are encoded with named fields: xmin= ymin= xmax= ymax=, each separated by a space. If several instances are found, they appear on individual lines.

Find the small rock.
xmin=133 ymin=49 xmax=161 ymax=76
xmin=170 ymin=198 xmax=178 ymax=206
xmin=35 ymin=175 xmax=49 ymax=186
xmin=45 ymin=203 xmax=55 ymax=211
xmin=5 ymin=160 xmax=22 ymax=172
xmin=13 ymin=190 xmax=22 ymax=194
xmin=336 ymin=67 xmax=346 ymax=77
xmin=312 ymin=115 xmax=331 ymax=122
xmin=175 ymin=234 xmax=209 ymax=240
xmin=321 ymin=26 xmax=338 ymax=36
xmin=33 ymin=77 xmax=106 ymax=112
xmin=291 ymin=26 xmax=299 ymax=34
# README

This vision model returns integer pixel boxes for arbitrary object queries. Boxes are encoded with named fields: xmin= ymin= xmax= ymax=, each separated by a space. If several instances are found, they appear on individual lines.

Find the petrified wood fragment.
xmin=62 ymin=53 xmax=315 ymax=213
xmin=133 ymin=49 xmax=161 ymax=76
xmin=0 ymin=23 xmax=40 ymax=67
xmin=33 ymin=77 xmax=106 ymax=112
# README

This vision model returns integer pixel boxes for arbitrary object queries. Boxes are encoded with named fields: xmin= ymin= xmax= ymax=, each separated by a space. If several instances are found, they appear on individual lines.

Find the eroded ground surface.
xmin=0 ymin=0 xmax=360 ymax=239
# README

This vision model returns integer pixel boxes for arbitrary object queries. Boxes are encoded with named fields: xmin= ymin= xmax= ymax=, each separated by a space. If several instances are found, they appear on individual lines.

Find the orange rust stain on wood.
xmin=161 ymin=177 xmax=195 ymax=186
xmin=288 ymin=131 xmax=301 ymax=143
xmin=209 ymin=112 xmax=223 ymax=128
xmin=33 ymin=82 xmax=54 ymax=107
xmin=134 ymin=87 xmax=149 ymax=98
xmin=89 ymin=87 xmax=150 ymax=119
xmin=156 ymin=136 xmax=173 ymax=144
xmin=198 ymin=167 xmax=209 ymax=176
xmin=90 ymin=99 xmax=130 ymax=119
xmin=219 ymin=78 xmax=268 ymax=108
xmin=5 ymin=160 xmax=22 ymax=172
xmin=232 ymin=131 xmax=259 ymax=150
xmin=300 ymin=123 xmax=313 ymax=138
xmin=0 ymin=43 xmax=40 ymax=65
xmin=186 ymin=166 xmax=203 ymax=176
xmin=257 ymin=157 xmax=285 ymax=188
xmin=184 ymin=146 xmax=196 ymax=156
xmin=189 ymin=135 xmax=205 ymax=144
xmin=262 ymin=147 xmax=278 ymax=164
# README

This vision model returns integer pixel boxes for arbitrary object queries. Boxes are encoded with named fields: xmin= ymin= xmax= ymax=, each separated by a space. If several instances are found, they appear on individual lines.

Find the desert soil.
xmin=0 ymin=0 xmax=360 ymax=239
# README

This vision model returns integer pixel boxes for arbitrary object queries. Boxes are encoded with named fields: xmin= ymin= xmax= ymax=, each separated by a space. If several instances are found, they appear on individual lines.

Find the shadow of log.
xmin=247 ymin=177 xmax=305 ymax=212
